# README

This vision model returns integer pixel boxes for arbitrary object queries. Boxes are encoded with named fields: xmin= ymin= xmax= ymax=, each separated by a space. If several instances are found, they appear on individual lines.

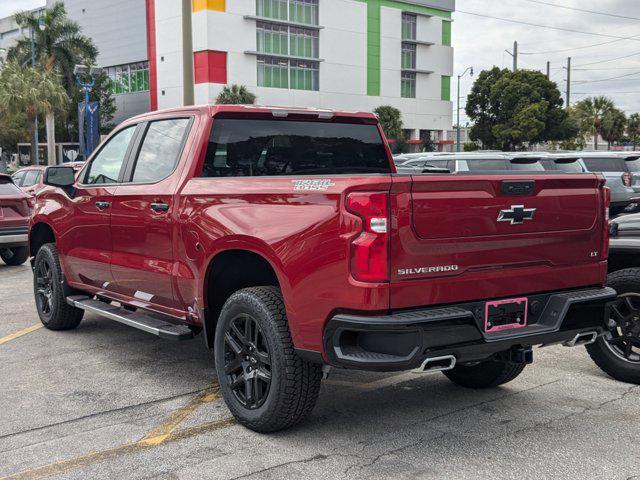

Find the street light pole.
xmin=456 ymin=66 xmax=473 ymax=152
xmin=74 ymin=65 xmax=100 ymax=160
xmin=30 ymin=26 xmax=39 ymax=165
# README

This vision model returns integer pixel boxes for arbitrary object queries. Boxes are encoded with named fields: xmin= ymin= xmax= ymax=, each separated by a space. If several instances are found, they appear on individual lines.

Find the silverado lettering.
xmin=29 ymin=105 xmax=615 ymax=433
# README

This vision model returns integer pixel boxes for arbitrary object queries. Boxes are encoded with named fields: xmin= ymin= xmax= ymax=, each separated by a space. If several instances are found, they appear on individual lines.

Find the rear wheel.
xmin=33 ymin=243 xmax=84 ymax=330
xmin=214 ymin=286 xmax=322 ymax=432
xmin=443 ymin=358 xmax=526 ymax=389
xmin=586 ymin=269 xmax=640 ymax=384
xmin=0 ymin=246 xmax=28 ymax=266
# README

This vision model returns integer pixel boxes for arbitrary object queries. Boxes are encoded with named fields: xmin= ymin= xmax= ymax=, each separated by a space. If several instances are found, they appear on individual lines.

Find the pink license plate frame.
xmin=484 ymin=297 xmax=528 ymax=333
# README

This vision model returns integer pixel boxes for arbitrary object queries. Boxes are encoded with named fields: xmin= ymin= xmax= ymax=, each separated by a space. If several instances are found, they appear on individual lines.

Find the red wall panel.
xmin=194 ymin=51 xmax=228 ymax=84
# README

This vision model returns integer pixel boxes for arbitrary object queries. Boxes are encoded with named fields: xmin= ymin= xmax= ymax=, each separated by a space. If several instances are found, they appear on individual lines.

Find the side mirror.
xmin=44 ymin=166 xmax=76 ymax=188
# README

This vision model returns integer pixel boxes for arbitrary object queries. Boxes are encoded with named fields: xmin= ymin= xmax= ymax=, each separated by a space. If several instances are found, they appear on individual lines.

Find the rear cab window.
xmin=582 ymin=157 xmax=627 ymax=173
xmin=201 ymin=118 xmax=391 ymax=177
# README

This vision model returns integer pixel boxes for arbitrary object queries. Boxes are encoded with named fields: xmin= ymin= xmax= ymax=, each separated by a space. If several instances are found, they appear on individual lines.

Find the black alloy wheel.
xmin=35 ymin=257 xmax=54 ymax=318
xmin=223 ymin=313 xmax=272 ymax=410
xmin=603 ymin=294 xmax=640 ymax=363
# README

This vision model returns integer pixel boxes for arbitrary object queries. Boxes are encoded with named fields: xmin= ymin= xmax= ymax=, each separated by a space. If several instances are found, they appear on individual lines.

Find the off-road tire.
xmin=214 ymin=286 xmax=322 ymax=432
xmin=1 ymin=246 xmax=29 ymax=266
xmin=443 ymin=358 xmax=526 ymax=389
xmin=33 ymin=243 xmax=84 ymax=330
xmin=586 ymin=269 xmax=640 ymax=384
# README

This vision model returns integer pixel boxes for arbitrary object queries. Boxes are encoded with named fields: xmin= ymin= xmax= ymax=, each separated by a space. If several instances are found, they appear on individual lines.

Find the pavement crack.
xmin=227 ymin=454 xmax=330 ymax=480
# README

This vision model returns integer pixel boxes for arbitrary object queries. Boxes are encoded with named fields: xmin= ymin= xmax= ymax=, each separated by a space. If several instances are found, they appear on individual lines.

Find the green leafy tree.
xmin=601 ymin=108 xmax=627 ymax=149
xmin=628 ymin=113 xmax=640 ymax=151
xmin=215 ymin=85 xmax=257 ymax=104
xmin=0 ymin=62 xmax=69 ymax=164
xmin=465 ymin=67 xmax=575 ymax=150
xmin=572 ymin=96 xmax=615 ymax=151
xmin=374 ymin=105 xmax=403 ymax=140
xmin=0 ymin=112 xmax=29 ymax=157
xmin=9 ymin=1 xmax=100 ymax=157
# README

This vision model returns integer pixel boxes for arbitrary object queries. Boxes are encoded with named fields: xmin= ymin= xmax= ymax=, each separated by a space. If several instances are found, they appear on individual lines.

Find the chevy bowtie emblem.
xmin=497 ymin=205 xmax=536 ymax=225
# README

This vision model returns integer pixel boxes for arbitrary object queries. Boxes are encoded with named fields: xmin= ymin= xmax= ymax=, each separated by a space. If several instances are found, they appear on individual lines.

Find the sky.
xmin=453 ymin=0 xmax=640 ymax=123
xmin=2 ymin=0 xmax=639 ymax=125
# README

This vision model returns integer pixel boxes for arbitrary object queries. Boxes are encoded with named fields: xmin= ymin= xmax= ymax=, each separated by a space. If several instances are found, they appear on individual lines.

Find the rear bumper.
xmin=322 ymin=287 xmax=616 ymax=371
xmin=0 ymin=227 xmax=28 ymax=248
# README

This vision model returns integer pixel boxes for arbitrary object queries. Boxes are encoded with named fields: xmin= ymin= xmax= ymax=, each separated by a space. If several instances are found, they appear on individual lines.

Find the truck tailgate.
xmin=389 ymin=174 xmax=608 ymax=309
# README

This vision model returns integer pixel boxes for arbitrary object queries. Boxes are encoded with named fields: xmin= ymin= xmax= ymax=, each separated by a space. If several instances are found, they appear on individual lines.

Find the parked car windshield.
xmin=581 ymin=157 xmax=627 ymax=173
xmin=202 ymin=119 xmax=391 ymax=177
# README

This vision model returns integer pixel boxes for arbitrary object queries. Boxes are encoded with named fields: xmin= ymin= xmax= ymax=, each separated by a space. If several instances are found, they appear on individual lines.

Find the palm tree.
xmin=216 ymin=85 xmax=257 ymax=105
xmin=629 ymin=113 xmax=640 ymax=151
xmin=601 ymin=108 xmax=627 ymax=150
xmin=0 ymin=62 xmax=69 ymax=164
xmin=573 ymin=96 xmax=615 ymax=150
xmin=9 ymin=2 xmax=97 ymax=164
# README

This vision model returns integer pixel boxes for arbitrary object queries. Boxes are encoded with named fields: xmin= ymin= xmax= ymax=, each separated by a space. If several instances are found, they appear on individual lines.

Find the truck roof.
xmin=128 ymin=104 xmax=378 ymax=123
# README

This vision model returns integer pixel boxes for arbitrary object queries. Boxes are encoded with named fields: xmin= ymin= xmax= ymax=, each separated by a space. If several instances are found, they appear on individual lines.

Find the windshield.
xmin=203 ymin=119 xmax=391 ymax=177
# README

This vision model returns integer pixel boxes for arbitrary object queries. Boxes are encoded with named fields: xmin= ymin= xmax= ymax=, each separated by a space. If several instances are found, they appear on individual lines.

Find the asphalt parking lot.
xmin=1 ymin=264 xmax=639 ymax=480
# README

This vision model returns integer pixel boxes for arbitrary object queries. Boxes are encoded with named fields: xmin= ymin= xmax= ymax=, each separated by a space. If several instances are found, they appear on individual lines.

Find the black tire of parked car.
xmin=443 ymin=358 xmax=526 ymax=389
xmin=214 ymin=286 xmax=322 ymax=433
xmin=33 ymin=243 xmax=84 ymax=330
xmin=0 ymin=246 xmax=29 ymax=266
xmin=586 ymin=269 xmax=640 ymax=385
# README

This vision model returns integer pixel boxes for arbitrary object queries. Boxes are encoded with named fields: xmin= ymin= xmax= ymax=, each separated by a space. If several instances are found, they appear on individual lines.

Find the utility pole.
xmin=566 ymin=57 xmax=571 ymax=108
xmin=505 ymin=41 xmax=518 ymax=71
xmin=546 ymin=61 xmax=550 ymax=79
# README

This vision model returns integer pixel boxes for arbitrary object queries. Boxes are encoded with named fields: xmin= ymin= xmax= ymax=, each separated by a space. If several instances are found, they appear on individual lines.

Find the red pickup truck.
xmin=30 ymin=105 xmax=618 ymax=432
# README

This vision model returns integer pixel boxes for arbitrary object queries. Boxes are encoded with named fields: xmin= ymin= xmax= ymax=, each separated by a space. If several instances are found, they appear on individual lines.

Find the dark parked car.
xmin=0 ymin=174 xmax=30 ymax=266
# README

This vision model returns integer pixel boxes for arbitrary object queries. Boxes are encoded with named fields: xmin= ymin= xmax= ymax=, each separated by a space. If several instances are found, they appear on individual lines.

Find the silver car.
xmin=548 ymin=152 xmax=640 ymax=215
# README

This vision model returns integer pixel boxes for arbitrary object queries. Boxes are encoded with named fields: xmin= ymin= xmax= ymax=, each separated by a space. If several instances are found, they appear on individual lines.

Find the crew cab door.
xmin=109 ymin=117 xmax=194 ymax=316
xmin=63 ymin=125 xmax=138 ymax=289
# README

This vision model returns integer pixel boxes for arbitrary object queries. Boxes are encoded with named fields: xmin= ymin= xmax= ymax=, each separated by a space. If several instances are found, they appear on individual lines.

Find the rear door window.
xmin=202 ymin=119 xmax=391 ymax=177
xmin=582 ymin=157 xmax=627 ymax=173
xmin=130 ymin=118 xmax=191 ymax=183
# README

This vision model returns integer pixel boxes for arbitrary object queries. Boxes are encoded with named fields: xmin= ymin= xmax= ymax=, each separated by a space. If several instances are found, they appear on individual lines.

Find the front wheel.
xmin=586 ymin=269 xmax=640 ymax=384
xmin=1 ymin=246 xmax=28 ymax=266
xmin=443 ymin=358 xmax=526 ymax=389
xmin=33 ymin=243 xmax=84 ymax=330
xmin=214 ymin=286 xmax=322 ymax=433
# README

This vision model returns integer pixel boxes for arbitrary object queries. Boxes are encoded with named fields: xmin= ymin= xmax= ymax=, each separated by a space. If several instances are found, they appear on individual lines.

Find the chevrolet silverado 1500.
xmin=30 ymin=105 xmax=620 ymax=432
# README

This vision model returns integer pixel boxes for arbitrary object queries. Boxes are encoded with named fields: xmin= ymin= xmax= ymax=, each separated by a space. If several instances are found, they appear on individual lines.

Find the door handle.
xmin=150 ymin=202 xmax=170 ymax=213
xmin=95 ymin=201 xmax=110 ymax=211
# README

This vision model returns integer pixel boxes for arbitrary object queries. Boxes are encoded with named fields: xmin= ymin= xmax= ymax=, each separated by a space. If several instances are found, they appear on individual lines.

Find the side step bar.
xmin=67 ymin=296 xmax=194 ymax=341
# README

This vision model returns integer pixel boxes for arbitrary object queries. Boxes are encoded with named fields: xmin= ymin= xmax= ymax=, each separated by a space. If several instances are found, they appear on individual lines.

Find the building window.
xmin=290 ymin=27 xmax=318 ymax=58
xmin=289 ymin=59 xmax=319 ymax=90
xmin=289 ymin=0 xmax=318 ymax=25
xmin=401 ymin=13 xmax=416 ymax=40
xmin=104 ymin=61 xmax=150 ymax=95
xmin=401 ymin=72 xmax=416 ymax=98
xmin=401 ymin=43 xmax=416 ymax=70
xmin=256 ymin=0 xmax=288 ymax=20
xmin=257 ymin=0 xmax=318 ymax=25
xmin=257 ymin=56 xmax=289 ymax=88
xmin=257 ymin=22 xmax=289 ymax=55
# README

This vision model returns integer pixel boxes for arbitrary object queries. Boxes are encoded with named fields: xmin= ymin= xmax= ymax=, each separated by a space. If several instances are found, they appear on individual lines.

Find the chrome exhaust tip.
xmin=412 ymin=355 xmax=456 ymax=374
xmin=563 ymin=331 xmax=598 ymax=347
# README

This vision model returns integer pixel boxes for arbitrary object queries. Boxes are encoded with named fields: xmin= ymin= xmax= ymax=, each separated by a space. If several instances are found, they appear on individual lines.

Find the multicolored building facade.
xmin=149 ymin=0 xmax=454 ymax=145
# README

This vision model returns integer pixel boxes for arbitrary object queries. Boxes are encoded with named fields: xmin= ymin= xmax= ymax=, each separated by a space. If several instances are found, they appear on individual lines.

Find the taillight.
xmin=622 ymin=172 xmax=633 ymax=187
xmin=346 ymin=192 xmax=389 ymax=282
xmin=601 ymin=186 xmax=610 ymax=260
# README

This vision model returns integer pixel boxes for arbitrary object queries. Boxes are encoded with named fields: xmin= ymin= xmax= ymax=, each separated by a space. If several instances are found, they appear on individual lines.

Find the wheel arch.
xmin=201 ymin=245 xmax=289 ymax=349
xmin=29 ymin=221 xmax=56 ymax=259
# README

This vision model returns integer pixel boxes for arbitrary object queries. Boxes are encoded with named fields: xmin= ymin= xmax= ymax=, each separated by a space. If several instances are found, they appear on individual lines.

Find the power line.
xmin=520 ymin=0 xmax=640 ymax=21
xmin=574 ymin=91 xmax=640 ymax=94
xmin=574 ymin=67 xmax=640 ymax=71
xmin=573 ymin=71 xmax=640 ymax=84
xmin=456 ymin=10 xmax=640 ymax=42
xmin=520 ymin=37 xmax=638 ymax=55
xmin=574 ymin=50 xmax=640 ymax=67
